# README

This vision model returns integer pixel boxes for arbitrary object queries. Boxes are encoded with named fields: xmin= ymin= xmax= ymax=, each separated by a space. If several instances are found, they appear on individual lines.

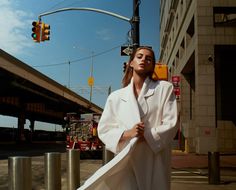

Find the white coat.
xmin=78 ymin=77 xmax=178 ymax=190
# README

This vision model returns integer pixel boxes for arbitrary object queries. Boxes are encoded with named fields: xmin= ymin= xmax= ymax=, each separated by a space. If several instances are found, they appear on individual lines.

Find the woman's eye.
xmin=137 ymin=55 xmax=142 ymax=59
xmin=146 ymin=58 xmax=152 ymax=62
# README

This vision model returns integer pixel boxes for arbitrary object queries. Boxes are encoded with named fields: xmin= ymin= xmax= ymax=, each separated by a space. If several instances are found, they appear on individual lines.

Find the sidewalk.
xmin=171 ymin=151 xmax=236 ymax=190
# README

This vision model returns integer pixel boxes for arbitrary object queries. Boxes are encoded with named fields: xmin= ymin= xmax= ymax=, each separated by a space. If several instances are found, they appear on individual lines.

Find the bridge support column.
xmin=17 ymin=111 xmax=26 ymax=142
xmin=29 ymin=120 xmax=35 ymax=132
xmin=29 ymin=120 xmax=35 ymax=142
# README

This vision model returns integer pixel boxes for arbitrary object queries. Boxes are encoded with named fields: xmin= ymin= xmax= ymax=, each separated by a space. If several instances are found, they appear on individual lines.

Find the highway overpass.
xmin=0 ymin=49 xmax=103 ymax=141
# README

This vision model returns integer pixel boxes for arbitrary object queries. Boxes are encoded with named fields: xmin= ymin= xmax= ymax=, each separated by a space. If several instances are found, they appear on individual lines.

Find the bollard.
xmin=102 ymin=145 xmax=114 ymax=165
xmin=208 ymin=151 xmax=220 ymax=184
xmin=8 ymin=156 xmax=32 ymax=190
xmin=67 ymin=149 xmax=80 ymax=190
xmin=45 ymin=152 xmax=61 ymax=190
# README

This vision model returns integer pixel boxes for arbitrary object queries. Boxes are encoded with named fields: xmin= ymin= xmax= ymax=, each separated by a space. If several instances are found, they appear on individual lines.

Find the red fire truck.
xmin=65 ymin=113 xmax=103 ymax=158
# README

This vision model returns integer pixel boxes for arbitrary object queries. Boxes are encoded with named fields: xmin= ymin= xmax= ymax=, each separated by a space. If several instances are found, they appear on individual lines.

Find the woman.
xmin=78 ymin=46 xmax=177 ymax=190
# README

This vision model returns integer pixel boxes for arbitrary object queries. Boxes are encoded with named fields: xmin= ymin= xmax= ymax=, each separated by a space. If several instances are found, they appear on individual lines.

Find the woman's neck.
xmin=133 ymin=74 xmax=146 ymax=98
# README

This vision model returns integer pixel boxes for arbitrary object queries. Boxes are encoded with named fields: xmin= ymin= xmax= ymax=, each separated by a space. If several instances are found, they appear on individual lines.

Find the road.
xmin=0 ymin=142 xmax=235 ymax=190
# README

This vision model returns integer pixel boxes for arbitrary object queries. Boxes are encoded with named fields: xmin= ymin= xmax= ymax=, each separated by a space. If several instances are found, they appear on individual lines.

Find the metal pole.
xmin=102 ymin=145 xmax=114 ymax=165
xmin=132 ymin=0 xmax=140 ymax=49
xmin=39 ymin=7 xmax=130 ymax=23
xmin=89 ymin=51 xmax=94 ymax=102
xmin=45 ymin=152 xmax=61 ymax=190
xmin=208 ymin=151 xmax=220 ymax=184
xmin=67 ymin=149 xmax=80 ymax=190
xmin=102 ymin=86 xmax=114 ymax=165
xmin=8 ymin=156 xmax=32 ymax=190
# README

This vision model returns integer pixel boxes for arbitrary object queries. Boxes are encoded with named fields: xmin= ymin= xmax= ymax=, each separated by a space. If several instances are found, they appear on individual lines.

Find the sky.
xmin=0 ymin=0 xmax=160 ymax=131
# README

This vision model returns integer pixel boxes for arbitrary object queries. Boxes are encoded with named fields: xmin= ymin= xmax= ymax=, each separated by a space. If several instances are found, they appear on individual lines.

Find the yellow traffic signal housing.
xmin=152 ymin=63 xmax=168 ymax=81
xmin=31 ymin=21 xmax=41 ymax=42
xmin=41 ymin=22 xmax=50 ymax=41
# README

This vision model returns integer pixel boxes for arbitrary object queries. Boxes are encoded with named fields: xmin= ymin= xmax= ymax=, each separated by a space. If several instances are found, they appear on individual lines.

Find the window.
xmin=214 ymin=7 xmax=236 ymax=27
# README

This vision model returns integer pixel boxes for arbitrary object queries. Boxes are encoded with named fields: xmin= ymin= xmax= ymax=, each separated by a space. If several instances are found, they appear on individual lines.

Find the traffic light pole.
xmin=38 ymin=3 xmax=140 ymax=48
xmin=132 ymin=0 xmax=140 ymax=49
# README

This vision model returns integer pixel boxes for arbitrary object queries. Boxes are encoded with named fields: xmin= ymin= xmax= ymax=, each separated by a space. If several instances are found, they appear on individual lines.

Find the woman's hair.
xmin=122 ymin=46 xmax=156 ymax=87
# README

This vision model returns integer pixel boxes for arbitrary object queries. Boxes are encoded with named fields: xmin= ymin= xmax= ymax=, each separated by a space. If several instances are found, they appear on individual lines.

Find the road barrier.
xmin=45 ymin=152 xmax=61 ymax=190
xmin=67 ymin=149 xmax=80 ymax=190
xmin=8 ymin=150 xmax=81 ymax=189
xmin=8 ymin=156 xmax=32 ymax=190
xmin=102 ymin=145 xmax=114 ymax=165
xmin=208 ymin=151 xmax=220 ymax=184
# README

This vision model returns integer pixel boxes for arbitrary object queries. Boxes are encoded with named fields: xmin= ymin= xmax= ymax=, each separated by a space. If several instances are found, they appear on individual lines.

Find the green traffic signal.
xmin=31 ymin=21 xmax=40 ymax=42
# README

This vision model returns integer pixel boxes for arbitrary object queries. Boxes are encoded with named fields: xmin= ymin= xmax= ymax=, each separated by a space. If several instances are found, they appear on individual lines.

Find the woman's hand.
xmin=120 ymin=122 xmax=145 ymax=141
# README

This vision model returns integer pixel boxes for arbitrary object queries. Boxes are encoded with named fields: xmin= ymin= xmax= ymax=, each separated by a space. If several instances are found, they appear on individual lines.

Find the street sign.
xmin=88 ymin=76 xmax=94 ymax=86
xmin=121 ymin=46 xmax=133 ymax=56
xmin=171 ymin=75 xmax=181 ymax=100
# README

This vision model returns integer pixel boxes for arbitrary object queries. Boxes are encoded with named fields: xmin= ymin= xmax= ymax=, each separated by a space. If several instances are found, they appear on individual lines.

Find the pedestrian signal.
xmin=41 ymin=22 xmax=50 ymax=41
xmin=31 ymin=21 xmax=41 ymax=42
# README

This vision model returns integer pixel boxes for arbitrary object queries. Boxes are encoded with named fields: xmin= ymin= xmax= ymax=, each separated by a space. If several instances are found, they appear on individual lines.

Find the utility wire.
xmin=32 ymin=44 xmax=122 ymax=68
xmin=44 ymin=0 xmax=85 ymax=13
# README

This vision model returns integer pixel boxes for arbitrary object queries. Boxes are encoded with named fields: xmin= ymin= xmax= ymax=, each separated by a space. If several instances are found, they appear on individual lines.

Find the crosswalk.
xmin=171 ymin=168 xmax=208 ymax=184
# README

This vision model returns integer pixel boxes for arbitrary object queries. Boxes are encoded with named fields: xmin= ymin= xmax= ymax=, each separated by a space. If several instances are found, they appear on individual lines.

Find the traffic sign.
xmin=88 ymin=76 xmax=94 ymax=86
xmin=121 ymin=46 xmax=133 ymax=56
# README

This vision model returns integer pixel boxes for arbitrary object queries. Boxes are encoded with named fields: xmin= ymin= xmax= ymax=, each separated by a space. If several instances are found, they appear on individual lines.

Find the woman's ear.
xmin=129 ymin=61 xmax=134 ymax=68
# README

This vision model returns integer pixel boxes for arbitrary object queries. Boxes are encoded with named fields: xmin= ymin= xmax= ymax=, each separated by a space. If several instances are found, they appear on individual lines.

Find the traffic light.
xmin=123 ymin=62 xmax=127 ymax=73
xmin=41 ymin=22 xmax=50 ymax=41
xmin=152 ymin=63 xmax=168 ymax=81
xmin=31 ymin=21 xmax=41 ymax=42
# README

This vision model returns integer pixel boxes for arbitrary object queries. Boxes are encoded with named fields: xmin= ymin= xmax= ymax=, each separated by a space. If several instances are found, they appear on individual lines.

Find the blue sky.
xmin=0 ymin=0 xmax=160 ymax=130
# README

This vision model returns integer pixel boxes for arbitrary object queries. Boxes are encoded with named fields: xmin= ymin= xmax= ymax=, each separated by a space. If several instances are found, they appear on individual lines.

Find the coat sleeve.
xmin=97 ymin=93 xmax=127 ymax=154
xmin=144 ymin=83 xmax=178 ymax=154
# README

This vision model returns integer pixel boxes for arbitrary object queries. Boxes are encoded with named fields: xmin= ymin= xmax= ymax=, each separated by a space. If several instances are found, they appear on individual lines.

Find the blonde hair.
xmin=122 ymin=46 xmax=156 ymax=87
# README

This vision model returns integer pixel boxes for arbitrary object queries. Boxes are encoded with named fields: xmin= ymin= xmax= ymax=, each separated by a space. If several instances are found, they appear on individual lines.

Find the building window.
xmin=215 ymin=45 xmax=236 ymax=125
xmin=213 ymin=7 xmax=236 ymax=27
xmin=187 ymin=16 xmax=195 ymax=37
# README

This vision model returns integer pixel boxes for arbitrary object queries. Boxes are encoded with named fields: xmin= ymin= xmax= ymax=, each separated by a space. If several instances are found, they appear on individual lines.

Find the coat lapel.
xmin=120 ymin=79 xmax=141 ymax=128
xmin=137 ymin=78 xmax=155 ymax=119
xmin=120 ymin=78 xmax=156 ymax=126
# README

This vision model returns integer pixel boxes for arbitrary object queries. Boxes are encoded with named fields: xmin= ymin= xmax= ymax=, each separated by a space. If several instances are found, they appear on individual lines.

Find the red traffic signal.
xmin=31 ymin=21 xmax=41 ymax=43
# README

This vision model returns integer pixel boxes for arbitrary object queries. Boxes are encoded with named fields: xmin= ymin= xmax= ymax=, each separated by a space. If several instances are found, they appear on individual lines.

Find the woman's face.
xmin=130 ymin=48 xmax=155 ymax=76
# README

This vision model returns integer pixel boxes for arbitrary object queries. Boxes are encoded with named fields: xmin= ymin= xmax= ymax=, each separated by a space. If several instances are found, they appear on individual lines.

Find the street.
xmin=0 ymin=151 xmax=236 ymax=190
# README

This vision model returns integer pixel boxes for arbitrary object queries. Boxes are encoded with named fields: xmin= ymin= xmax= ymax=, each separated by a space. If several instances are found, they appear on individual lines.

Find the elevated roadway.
xmin=0 ymin=49 xmax=103 ymax=140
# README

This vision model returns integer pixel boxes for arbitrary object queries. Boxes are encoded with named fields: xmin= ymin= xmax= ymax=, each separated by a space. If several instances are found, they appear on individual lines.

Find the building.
xmin=159 ymin=0 xmax=236 ymax=154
